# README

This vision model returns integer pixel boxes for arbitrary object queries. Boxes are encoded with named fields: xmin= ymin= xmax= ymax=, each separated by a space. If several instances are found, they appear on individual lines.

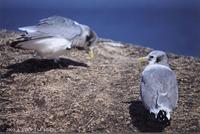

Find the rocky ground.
xmin=0 ymin=30 xmax=200 ymax=133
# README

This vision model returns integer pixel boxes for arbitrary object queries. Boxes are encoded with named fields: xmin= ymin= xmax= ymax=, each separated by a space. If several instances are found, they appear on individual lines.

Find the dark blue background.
xmin=0 ymin=0 xmax=200 ymax=57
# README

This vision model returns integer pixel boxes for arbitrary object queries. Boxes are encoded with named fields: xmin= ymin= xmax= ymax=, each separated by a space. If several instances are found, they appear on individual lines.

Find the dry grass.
xmin=0 ymin=30 xmax=200 ymax=133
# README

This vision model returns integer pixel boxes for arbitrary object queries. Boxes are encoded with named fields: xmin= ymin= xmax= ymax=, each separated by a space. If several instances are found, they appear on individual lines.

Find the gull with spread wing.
xmin=12 ymin=16 xmax=97 ymax=62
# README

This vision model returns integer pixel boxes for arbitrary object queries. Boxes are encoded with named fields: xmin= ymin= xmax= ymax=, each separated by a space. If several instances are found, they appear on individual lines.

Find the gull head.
xmin=83 ymin=27 xmax=97 ymax=60
xmin=70 ymin=23 xmax=97 ymax=60
xmin=85 ymin=29 xmax=97 ymax=48
xmin=139 ymin=50 xmax=169 ymax=66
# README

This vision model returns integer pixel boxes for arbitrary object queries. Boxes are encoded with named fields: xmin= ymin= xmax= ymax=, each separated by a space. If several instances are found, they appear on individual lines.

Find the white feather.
xmin=19 ymin=26 xmax=37 ymax=33
xmin=19 ymin=37 xmax=71 ymax=58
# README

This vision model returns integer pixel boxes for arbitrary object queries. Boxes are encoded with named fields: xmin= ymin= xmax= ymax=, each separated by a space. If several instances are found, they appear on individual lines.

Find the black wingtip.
xmin=9 ymin=33 xmax=30 ymax=48
xmin=9 ymin=40 xmax=23 ymax=48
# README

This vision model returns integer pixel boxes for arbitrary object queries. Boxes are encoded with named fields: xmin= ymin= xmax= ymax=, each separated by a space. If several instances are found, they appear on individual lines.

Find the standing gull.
xmin=138 ymin=50 xmax=178 ymax=124
xmin=12 ymin=16 xmax=97 ymax=62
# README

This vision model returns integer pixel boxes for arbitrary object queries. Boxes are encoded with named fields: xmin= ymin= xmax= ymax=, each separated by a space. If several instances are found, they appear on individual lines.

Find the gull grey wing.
xmin=39 ymin=16 xmax=76 ymax=25
xmin=141 ymin=66 xmax=178 ymax=111
xmin=19 ymin=16 xmax=82 ymax=40
xmin=156 ymin=68 xmax=178 ymax=110
xmin=19 ymin=26 xmax=52 ymax=39
xmin=140 ymin=75 xmax=158 ymax=110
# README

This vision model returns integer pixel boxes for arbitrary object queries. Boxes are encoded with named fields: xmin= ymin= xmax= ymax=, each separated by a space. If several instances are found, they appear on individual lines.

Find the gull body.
xmin=12 ymin=16 xmax=97 ymax=60
xmin=18 ymin=37 xmax=71 ymax=59
xmin=139 ymin=50 xmax=178 ymax=124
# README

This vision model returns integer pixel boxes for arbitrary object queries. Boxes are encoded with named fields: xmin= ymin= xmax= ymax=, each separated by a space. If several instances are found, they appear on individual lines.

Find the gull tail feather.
xmin=10 ymin=34 xmax=30 ymax=48
xmin=157 ymin=110 xmax=170 ymax=126
xmin=10 ymin=41 xmax=28 ymax=49
xmin=11 ymin=26 xmax=38 ymax=48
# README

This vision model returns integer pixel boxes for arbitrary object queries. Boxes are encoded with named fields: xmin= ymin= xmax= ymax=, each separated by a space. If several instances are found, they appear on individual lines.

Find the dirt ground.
xmin=0 ymin=30 xmax=200 ymax=133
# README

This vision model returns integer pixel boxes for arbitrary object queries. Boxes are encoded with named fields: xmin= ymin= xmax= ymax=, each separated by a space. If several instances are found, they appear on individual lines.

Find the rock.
xmin=0 ymin=30 xmax=200 ymax=133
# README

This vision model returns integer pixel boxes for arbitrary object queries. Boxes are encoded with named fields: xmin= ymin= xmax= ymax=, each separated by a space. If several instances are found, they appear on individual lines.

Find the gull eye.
xmin=86 ymin=35 xmax=91 ymax=42
xmin=149 ymin=56 xmax=154 ymax=59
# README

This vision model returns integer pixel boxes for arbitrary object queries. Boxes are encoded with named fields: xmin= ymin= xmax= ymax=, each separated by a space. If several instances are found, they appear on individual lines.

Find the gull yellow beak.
xmin=87 ymin=48 xmax=94 ymax=60
xmin=138 ymin=56 xmax=148 ymax=63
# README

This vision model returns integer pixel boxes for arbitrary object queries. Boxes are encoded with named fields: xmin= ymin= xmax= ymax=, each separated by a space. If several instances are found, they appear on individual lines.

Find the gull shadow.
xmin=2 ymin=58 xmax=88 ymax=78
xmin=128 ymin=100 xmax=166 ymax=132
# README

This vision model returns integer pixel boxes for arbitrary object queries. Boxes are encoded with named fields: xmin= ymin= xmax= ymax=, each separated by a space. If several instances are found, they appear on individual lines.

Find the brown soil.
xmin=0 ymin=30 xmax=200 ymax=133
